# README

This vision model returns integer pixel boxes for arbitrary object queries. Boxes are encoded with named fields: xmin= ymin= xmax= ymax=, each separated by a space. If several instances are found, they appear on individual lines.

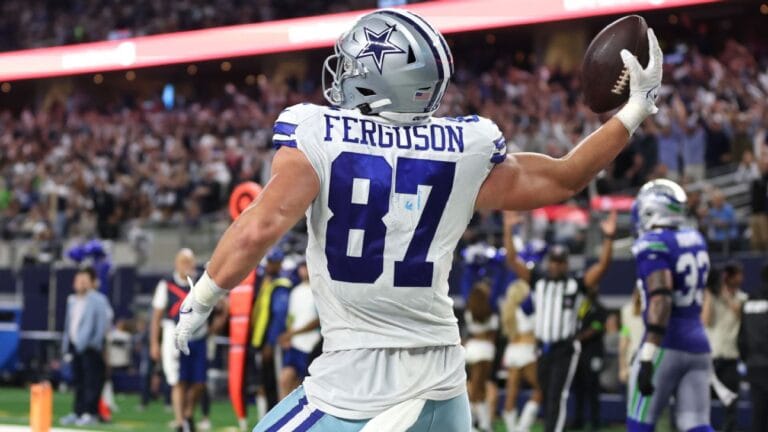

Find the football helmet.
xmin=322 ymin=9 xmax=453 ymax=124
xmin=631 ymin=179 xmax=688 ymax=234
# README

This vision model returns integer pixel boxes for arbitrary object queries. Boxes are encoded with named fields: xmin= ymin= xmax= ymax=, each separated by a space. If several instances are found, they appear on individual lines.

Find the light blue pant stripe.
xmin=253 ymin=386 xmax=470 ymax=432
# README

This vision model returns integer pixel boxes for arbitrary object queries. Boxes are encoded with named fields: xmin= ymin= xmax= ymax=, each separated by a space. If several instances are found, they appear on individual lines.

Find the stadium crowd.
xmin=2 ymin=37 xmax=767 ymax=256
xmin=0 ymin=0 xmax=407 ymax=52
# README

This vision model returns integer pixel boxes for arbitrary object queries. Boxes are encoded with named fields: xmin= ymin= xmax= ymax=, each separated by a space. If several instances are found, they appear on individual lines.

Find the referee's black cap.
xmin=548 ymin=244 xmax=569 ymax=262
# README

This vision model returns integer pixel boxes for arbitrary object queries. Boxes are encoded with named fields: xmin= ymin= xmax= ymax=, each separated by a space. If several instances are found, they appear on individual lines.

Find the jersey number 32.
xmin=326 ymin=152 xmax=455 ymax=287
xmin=674 ymin=250 xmax=709 ymax=307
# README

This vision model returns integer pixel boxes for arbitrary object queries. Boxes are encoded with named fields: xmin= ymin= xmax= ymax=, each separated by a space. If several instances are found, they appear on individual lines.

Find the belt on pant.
xmin=537 ymin=339 xmax=574 ymax=355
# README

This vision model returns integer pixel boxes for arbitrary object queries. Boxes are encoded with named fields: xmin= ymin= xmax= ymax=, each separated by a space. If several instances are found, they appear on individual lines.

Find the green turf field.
xmin=0 ymin=387 xmax=652 ymax=431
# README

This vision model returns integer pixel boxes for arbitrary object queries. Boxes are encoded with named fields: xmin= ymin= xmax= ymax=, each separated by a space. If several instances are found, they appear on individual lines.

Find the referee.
xmin=738 ymin=264 xmax=768 ymax=432
xmin=504 ymin=211 xmax=616 ymax=432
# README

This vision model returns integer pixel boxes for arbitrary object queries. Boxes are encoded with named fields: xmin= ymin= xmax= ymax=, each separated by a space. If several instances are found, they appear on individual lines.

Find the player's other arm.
xmin=618 ymin=327 xmax=631 ymax=383
xmin=476 ymin=120 xmax=630 ymax=210
xmin=637 ymin=268 xmax=673 ymax=396
xmin=583 ymin=210 xmax=617 ymax=292
xmin=149 ymin=280 xmax=166 ymax=361
xmin=476 ymin=30 xmax=662 ymax=211
xmin=175 ymin=148 xmax=320 ymax=353
xmin=207 ymin=148 xmax=319 ymax=289
xmin=502 ymin=211 xmax=531 ymax=283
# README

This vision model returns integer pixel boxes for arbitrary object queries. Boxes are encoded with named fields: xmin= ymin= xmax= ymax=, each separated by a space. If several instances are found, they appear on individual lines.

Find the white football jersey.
xmin=273 ymin=103 xmax=506 ymax=352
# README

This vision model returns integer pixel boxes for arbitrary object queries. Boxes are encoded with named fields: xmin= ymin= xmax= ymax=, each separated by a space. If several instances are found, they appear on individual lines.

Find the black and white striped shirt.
xmin=522 ymin=272 xmax=585 ymax=345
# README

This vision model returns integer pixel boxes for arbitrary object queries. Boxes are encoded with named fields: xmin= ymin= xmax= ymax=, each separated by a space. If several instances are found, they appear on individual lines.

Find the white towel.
xmin=710 ymin=370 xmax=738 ymax=406
xmin=360 ymin=398 xmax=426 ymax=432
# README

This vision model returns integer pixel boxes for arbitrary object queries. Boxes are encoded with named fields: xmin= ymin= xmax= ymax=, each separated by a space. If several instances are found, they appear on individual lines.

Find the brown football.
xmin=582 ymin=15 xmax=649 ymax=113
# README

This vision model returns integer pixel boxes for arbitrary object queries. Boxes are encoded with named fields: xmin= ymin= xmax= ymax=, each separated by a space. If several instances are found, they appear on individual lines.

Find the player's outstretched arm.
xmin=477 ymin=119 xmax=631 ymax=210
xmin=583 ymin=210 xmax=617 ymax=290
xmin=476 ymin=29 xmax=662 ymax=211
xmin=637 ymin=268 xmax=673 ymax=396
xmin=206 ymin=148 xmax=320 ymax=289
xmin=175 ymin=148 xmax=319 ymax=353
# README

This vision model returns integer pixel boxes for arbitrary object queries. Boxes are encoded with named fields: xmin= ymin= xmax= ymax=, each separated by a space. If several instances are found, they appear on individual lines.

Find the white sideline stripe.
xmin=0 ymin=426 xmax=106 ymax=432
xmin=555 ymin=342 xmax=581 ymax=432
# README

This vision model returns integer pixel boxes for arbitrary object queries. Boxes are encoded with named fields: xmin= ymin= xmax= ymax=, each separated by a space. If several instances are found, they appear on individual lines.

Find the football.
xmin=582 ymin=15 xmax=649 ymax=113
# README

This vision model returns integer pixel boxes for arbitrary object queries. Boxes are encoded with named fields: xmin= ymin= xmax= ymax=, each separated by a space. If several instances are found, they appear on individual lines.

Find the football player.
xmin=175 ymin=9 xmax=662 ymax=431
xmin=628 ymin=179 xmax=713 ymax=432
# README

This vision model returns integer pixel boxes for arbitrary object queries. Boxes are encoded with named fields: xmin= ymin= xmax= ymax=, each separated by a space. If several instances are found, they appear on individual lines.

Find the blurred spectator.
xmin=600 ymin=313 xmax=621 ymax=393
xmin=250 ymin=247 xmax=292 ymax=413
xmin=749 ymin=158 xmax=768 ymax=252
xmin=731 ymin=113 xmax=754 ymax=164
xmin=277 ymin=261 xmax=320 ymax=399
xmin=192 ymin=167 xmax=223 ymax=215
xmin=619 ymin=289 xmax=644 ymax=384
xmin=682 ymin=116 xmax=707 ymax=182
xmin=106 ymin=318 xmax=132 ymax=371
xmin=738 ymin=264 xmax=768 ymax=432
xmin=60 ymin=267 xmax=112 ymax=427
xmin=150 ymin=249 xmax=206 ymax=432
xmin=464 ymin=281 xmax=498 ymax=432
xmin=704 ymin=188 xmax=739 ymax=253
xmin=705 ymin=114 xmax=733 ymax=170
xmin=500 ymin=279 xmax=541 ymax=432
xmin=735 ymin=150 xmax=761 ymax=183
xmin=654 ymin=114 xmax=682 ymax=182
xmin=20 ymin=222 xmax=60 ymax=265
xmin=702 ymin=262 xmax=748 ymax=432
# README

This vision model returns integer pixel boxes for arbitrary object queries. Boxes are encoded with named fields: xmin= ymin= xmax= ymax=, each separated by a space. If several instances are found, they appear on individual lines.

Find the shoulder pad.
xmin=273 ymin=103 xmax=325 ymax=149
xmin=469 ymin=115 xmax=506 ymax=164
xmin=632 ymin=231 xmax=671 ymax=257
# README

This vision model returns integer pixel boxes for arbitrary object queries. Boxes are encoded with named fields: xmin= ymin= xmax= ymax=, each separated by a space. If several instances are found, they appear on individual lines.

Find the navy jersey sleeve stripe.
xmin=273 ymin=139 xmax=297 ymax=149
xmin=491 ymin=153 xmax=507 ymax=164
xmin=273 ymin=121 xmax=298 ymax=137
xmin=494 ymin=137 xmax=506 ymax=150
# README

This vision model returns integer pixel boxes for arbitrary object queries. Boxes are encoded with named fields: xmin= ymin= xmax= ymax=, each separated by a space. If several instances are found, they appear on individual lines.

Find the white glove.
xmin=175 ymin=272 xmax=226 ymax=355
xmin=615 ymin=28 xmax=663 ymax=135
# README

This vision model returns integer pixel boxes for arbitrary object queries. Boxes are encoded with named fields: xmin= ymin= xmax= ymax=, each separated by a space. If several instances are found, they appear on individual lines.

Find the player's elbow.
xmin=558 ymin=177 xmax=588 ymax=202
xmin=535 ymin=184 xmax=580 ymax=208
xmin=234 ymin=217 xmax=284 ymax=254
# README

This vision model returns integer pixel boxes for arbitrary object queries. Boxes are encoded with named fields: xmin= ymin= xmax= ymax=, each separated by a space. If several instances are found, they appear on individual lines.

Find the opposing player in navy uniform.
xmin=174 ymin=9 xmax=663 ymax=431
xmin=628 ymin=179 xmax=713 ymax=432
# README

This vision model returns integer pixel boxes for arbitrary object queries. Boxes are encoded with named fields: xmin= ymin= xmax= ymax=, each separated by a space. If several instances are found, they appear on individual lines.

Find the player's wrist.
xmin=614 ymin=98 xmax=651 ymax=135
xmin=639 ymin=341 xmax=659 ymax=362
xmin=191 ymin=271 xmax=227 ymax=309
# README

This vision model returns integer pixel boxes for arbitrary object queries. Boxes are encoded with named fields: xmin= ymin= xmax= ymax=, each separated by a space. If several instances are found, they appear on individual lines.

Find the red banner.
xmin=590 ymin=195 xmax=636 ymax=211
xmin=0 ymin=0 xmax=719 ymax=81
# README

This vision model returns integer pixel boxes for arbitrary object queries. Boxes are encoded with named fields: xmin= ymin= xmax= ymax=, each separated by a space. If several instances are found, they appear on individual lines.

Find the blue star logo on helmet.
xmin=356 ymin=25 xmax=405 ymax=74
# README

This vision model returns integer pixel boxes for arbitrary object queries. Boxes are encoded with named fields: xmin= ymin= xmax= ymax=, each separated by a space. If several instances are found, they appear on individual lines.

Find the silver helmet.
xmin=631 ymin=179 xmax=688 ymax=234
xmin=322 ymin=9 xmax=453 ymax=124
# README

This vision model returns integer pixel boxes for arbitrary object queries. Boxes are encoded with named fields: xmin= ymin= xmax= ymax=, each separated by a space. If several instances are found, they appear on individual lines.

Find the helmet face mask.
xmin=633 ymin=179 xmax=688 ymax=235
xmin=322 ymin=9 xmax=453 ymax=124
xmin=322 ymin=41 xmax=368 ymax=107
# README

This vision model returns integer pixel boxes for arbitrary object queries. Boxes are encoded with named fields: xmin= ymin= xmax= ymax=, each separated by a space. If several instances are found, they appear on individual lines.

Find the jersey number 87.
xmin=326 ymin=152 xmax=455 ymax=287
